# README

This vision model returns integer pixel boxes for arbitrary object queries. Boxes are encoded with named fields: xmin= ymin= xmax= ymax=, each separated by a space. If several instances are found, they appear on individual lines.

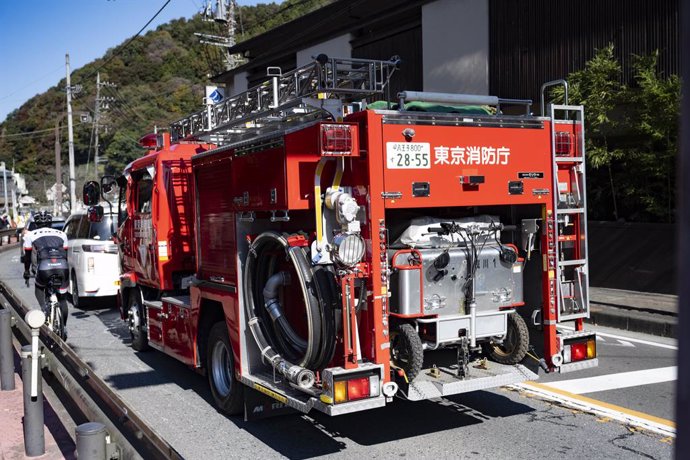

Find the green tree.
xmin=556 ymin=44 xmax=625 ymax=220
xmin=623 ymin=53 xmax=680 ymax=222
xmin=554 ymin=45 xmax=679 ymax=222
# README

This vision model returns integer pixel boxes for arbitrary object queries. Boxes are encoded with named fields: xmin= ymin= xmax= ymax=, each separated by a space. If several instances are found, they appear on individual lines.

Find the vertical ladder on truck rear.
xmin=549 ymin=105 xmax=590 ymax=321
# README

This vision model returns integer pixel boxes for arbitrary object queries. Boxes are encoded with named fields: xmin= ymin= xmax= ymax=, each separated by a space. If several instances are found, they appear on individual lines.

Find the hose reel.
xmin=244 ymin=232 xmax=337 ymax=387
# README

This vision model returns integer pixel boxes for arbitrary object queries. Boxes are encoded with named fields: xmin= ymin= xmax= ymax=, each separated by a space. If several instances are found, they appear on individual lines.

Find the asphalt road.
xmin=1 ymin=249 xmax=675 ymax=459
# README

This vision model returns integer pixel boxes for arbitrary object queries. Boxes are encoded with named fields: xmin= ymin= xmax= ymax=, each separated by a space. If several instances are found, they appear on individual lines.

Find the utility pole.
xmin=54 ymin=119 xmax=62 ymax=216
xmin=93 ymin=73 xmax=101 ymax=180
xmin=1 ymin=162 xmax=7 ymax=215
xmin=91 ymin=74 xmax=115 ymax=179
xmin=65 ymin=53 xmax=77 ymax=212
xmin=196 ymin=0 xmax=241 ymax=71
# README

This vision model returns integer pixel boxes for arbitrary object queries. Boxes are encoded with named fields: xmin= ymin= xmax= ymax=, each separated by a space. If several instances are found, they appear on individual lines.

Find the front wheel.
xmin=207 ymin=322 xmax=244 ymax=415
xmin=128 ymin=289 xmax=149 ymax=351
xmin=486 ymin=312 xmax=529 ymax=365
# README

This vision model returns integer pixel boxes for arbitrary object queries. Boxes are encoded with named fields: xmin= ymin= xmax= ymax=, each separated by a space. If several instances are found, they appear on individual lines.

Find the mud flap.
xmin=243 ymin=387 xmax=297 ymax=421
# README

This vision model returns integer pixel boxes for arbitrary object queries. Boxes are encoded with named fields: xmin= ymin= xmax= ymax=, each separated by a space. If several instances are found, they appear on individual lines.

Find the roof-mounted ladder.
xmin=170 ymin=55 xmax=400 ymax=145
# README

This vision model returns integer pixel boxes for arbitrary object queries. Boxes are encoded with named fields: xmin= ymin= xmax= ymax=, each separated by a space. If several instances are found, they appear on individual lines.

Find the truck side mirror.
xmin=101 ymin=175 xmax=117 ymax=195
xmin=87 ymin=205 xmax=104 ymax=223
xmin=83 ymin=181 xmax=101 ymax=206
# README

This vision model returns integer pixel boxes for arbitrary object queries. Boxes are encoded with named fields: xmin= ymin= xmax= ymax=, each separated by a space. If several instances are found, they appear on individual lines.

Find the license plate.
xmin=386 ymin=142 xmax=431 ymax=169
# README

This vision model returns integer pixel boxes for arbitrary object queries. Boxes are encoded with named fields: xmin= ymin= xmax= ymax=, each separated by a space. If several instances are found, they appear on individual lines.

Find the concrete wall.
xmin=296 ymin=33 xmax=352 ymax=67
xmin=422 ymin=0 xmax=489 ymax=95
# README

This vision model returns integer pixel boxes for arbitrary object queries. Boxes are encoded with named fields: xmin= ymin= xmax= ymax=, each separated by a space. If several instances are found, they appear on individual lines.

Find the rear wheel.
xmin=390 ymin=323 xmax=424 ymax=382
xmin=128 ymin=289 xmax=149 ymax=351
xmin=70 ymin=272 xmax=81 ymax=309
xmin=207 ymin=322 xmax=244 ymax=415
xmin=486 ymin=312 xmax=529 ymax=365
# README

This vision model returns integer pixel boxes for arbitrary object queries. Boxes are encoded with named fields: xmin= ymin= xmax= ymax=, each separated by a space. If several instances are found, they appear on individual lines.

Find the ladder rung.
xmin=555 ymin=157 xmax=584 ymax=163
xmin=559 ymin=259 xmax=587 ymax=267
xmin=556 ymin=207 xmax=585 ymax=214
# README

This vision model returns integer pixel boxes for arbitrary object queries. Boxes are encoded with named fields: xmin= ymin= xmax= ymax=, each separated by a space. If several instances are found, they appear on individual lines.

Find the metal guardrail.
xmin=0 ymin=280 xmax=183 ymax=459
xmin=0 ymin=227 xmax=20 ymax=246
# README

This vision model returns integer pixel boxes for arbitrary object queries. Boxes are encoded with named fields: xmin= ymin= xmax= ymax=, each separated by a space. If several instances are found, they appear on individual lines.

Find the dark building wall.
xmin=489 ymin=0 xmax=679 ymax=111
xmin=351 ymin=22 xmax=423 ymax=101
xmin=588 ymin=222 xmax=676 ymax=294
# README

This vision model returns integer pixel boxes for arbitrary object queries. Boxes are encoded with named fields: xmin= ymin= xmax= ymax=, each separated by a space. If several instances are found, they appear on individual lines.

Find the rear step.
xmin=401 ymin=361 xmax=538 ymax=401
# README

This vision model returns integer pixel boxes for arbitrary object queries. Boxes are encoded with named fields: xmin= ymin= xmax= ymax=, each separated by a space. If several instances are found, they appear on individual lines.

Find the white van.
xmin=63 ymin=211 xmax=119 ymax=308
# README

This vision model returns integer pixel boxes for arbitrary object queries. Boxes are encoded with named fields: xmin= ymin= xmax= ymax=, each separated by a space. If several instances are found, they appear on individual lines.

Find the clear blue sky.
xmin=0 ymin=0 xmax=266 ymax=123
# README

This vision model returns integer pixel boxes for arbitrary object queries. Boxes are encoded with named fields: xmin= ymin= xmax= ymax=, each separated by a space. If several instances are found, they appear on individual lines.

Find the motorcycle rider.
xmin=22 ymin=211 xmax=70 ymax=330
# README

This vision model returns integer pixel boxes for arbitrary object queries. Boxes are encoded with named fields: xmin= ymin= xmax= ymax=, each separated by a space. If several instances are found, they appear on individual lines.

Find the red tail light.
xmin=346 ymin=377 xmax=370 ymax=401
xmin=571 ymin=342 xmax=587 ymax=361
xmin=555 ymin=131 xmax=573 ymax=156
xmin=321 ymin=124 xmax=353 ymax=155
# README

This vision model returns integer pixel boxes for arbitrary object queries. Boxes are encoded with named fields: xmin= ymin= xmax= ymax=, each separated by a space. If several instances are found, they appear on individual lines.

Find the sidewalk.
xmin=0 ymin=349 xmax=75 ymax=459
xmin=588 ymin=287 xmax=678 ymax=338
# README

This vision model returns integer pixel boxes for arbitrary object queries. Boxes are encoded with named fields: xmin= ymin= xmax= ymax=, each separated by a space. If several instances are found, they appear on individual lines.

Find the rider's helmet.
xmin=33 ymin=211 xmax=53 ymax=229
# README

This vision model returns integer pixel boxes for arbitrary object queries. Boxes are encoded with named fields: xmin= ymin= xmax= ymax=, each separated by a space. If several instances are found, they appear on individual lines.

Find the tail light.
xmin=82 ymin=244 xmax=118 ymax=254
xmin=555 ymin=131 xmax=573 ymax=156
xmin=562 ymin=336 xmax=596 ymax=364
xmin=321 ymin=124 xmax=353 ymax=155
xmin=333 ymin=374 xmax=380 ymax=404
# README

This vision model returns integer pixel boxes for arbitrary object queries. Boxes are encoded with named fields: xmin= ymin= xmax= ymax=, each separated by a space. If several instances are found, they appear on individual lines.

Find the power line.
xmin=0 ymin=125 xmax=69 ymax=138
xmin=0 ymin=64 xmax=64 ymax=101
xmin=78 ymin=0 xmax=173 ymax=84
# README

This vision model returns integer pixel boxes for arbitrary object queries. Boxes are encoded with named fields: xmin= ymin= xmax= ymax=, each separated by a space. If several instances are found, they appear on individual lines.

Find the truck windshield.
xmin=89 ymin=215 xmax=114 ymax=241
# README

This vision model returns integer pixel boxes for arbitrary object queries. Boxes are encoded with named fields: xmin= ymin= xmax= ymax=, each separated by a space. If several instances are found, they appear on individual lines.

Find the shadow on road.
xmin=83 ymin=298 xmax=536 ymax=459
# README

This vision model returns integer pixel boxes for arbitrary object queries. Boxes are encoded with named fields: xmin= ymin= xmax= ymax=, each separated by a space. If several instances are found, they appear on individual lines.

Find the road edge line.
xmin=509 ymin=381 xmax=676 ymax=437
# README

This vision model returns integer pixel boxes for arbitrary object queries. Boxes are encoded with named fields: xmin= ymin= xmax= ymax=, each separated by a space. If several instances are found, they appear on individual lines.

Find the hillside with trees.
xmin=0 ymin=0 xmax=331 ymax=202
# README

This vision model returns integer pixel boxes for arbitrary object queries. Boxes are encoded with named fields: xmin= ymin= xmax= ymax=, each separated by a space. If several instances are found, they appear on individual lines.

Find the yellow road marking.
xmin=519 ymin=381 xmax=675 ymax=431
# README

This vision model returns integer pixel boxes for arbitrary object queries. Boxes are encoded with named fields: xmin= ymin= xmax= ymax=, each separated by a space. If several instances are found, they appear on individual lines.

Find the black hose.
xmin=244 ymin=231 xmax=336 ymax=371
xmin=263 ymin=271 xmax=308 ymax=353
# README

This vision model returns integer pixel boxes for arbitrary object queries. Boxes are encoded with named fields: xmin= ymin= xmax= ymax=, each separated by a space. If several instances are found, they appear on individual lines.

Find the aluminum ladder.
xmin=549 ymin=104 xmax=590 ymax=321
xmin=170 ymin=55 xmax=399 ymax=145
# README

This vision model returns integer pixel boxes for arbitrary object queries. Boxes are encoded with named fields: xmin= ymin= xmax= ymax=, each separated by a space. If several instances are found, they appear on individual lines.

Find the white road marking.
xmin=512 ymin=382 xmax=676 ymax=437
xmin=559 ymin=325 xmax=677 ymax=350
xmin=615 ymin=339 xmax=634 ymax=347
xmin=543 ymin=366 xmax=677 ymax=394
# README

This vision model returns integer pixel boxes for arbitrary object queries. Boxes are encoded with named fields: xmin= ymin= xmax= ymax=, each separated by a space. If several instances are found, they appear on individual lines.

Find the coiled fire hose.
xmin=243 ymin=231 xmax=337 ymax=388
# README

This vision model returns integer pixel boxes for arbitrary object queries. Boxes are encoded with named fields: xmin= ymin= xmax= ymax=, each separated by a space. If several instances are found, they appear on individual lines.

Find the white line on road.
xmin=543 ymin=366 xmax=677 ymax=394
xmin=559 ymin=325 xmax=678 ymax=350
xmin=512 ymin=382 xmax=676 ymax=437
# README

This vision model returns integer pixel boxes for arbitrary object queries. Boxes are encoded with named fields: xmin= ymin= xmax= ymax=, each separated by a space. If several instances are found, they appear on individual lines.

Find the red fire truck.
xmin=86 ymin=55 xmax=597 ymax=417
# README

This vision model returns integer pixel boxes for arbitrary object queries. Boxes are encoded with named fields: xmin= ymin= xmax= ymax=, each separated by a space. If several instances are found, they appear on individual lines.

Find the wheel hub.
xmin=211 ymin=341 xmax=232 ymax=397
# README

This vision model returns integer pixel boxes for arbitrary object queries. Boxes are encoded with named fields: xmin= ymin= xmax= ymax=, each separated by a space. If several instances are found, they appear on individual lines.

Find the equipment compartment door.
xmin=380 ymin=123 xmax=553 ymax=208
xmin=161 ymin=296 xmax=194 ymax=365
xmin=231 ymin=147 xmax=287 ymax=211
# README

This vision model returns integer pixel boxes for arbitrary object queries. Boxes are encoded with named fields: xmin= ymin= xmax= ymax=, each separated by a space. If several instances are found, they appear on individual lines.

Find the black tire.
xmin=128 ymin=289 xmax=149 ymax=351
xmin=390 ymin=323 xmax=424 ymax=381
xmin=486 ymin=312 xmax=529 ymax=365
xmin=54 ymin=303 xmax=66 ymax=340
xmin=207 ymin=322 xmax=244 ymax=415
xmin=70 ymin=271 xmax=81 ymax=309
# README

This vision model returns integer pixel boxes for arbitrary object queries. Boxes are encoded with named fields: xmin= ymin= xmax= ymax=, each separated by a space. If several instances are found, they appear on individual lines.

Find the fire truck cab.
xmin=112 ymin=132 xmax=214 ymax=351
xmin=88 ymin=55 xmax=597 ymax=418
